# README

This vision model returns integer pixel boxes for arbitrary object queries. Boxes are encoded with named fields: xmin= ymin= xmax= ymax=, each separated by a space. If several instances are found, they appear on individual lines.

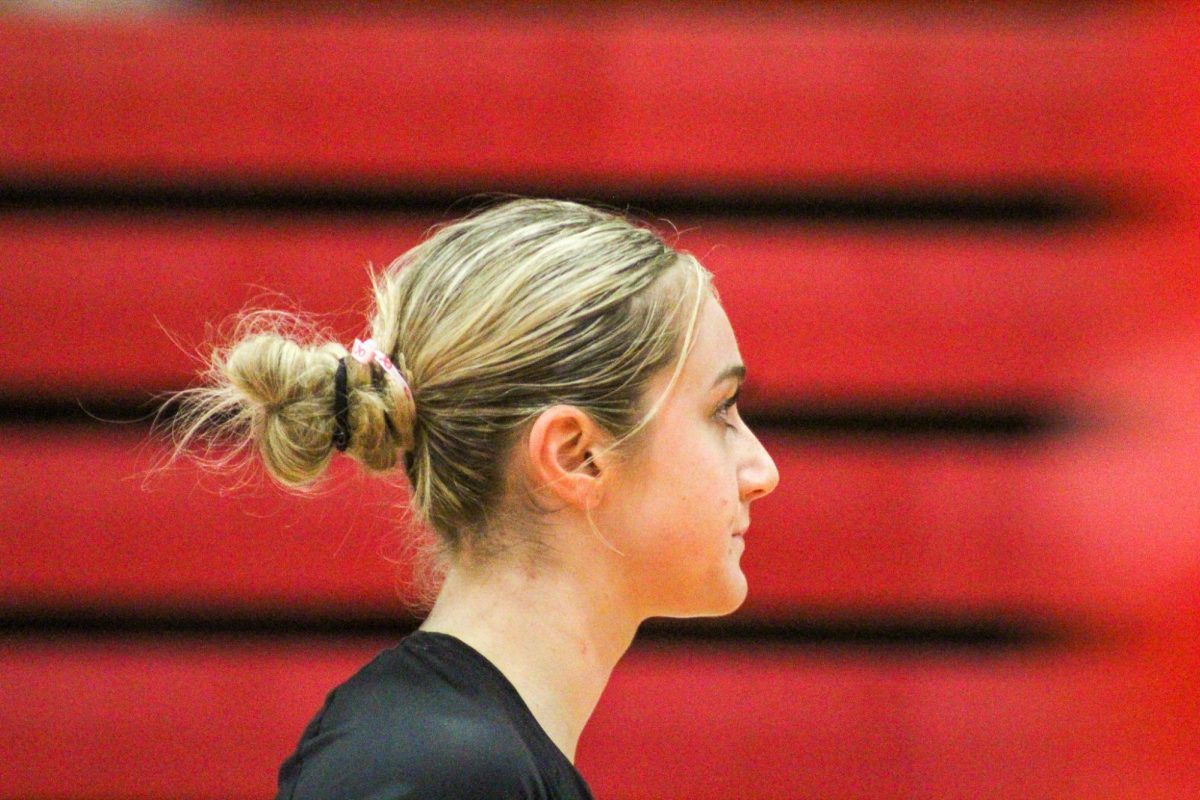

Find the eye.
xmin=714 ymin=388 xmax=741 ymax=429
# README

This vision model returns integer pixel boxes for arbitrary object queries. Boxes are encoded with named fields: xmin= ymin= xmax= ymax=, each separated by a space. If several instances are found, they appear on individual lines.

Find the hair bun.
xmin=163 ymin=323 xmax=412 ymax=491
xmin=219 ymin=333 xmax=349 ymax=486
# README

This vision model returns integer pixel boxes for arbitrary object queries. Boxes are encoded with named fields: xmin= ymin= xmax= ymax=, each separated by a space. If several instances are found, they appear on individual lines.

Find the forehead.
xmin=679 ymin=293 xmax=741 ymax=391
xmin=633 ymin=291 xmax=740 ymax=430
xmin=622 ymin=291 xmax=739 ymax=453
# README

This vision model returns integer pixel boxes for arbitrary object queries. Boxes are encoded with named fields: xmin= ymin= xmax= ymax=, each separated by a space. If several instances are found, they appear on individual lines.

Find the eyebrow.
xmin=711 ymin=364 xmax=747 ymax=388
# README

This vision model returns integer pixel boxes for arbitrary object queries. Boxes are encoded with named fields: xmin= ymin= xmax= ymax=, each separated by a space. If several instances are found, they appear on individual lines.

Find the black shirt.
xmin=276 ymin=631 xmax=595 ymax=800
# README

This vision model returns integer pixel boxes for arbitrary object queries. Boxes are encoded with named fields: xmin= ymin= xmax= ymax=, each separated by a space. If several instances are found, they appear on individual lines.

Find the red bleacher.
xmin=1 ymin=7 xmax=1195 ymax=196
xmin=6 ymin=420 xmax=1200 ymax=628
xmin=3 ymin=215 xmax=1197 ymax=400
xmin=5 ymin=637 xmax=1197 ymax=798
xmin=1 ymin=5 xmax=1197 ymax=800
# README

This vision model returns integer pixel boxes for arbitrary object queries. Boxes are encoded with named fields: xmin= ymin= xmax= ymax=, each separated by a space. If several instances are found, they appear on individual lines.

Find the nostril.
xmin=741 ymin=475 xmax=775 ymax=503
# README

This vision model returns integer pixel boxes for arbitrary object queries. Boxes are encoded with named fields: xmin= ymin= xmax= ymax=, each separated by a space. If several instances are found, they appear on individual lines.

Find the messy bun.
xmin=164 ymin=198 xmax=711 ymax=558
xmin=166 ymin=314 xmax=415 ymax=488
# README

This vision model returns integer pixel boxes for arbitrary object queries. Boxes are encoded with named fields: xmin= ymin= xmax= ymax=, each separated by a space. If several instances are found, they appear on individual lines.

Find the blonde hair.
xmin=165 ymin=198 xmax=711 ymax=557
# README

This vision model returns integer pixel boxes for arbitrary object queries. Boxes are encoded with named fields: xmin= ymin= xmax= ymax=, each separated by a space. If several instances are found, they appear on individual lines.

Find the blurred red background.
xmin=0 ymin=3 xmax=1197 ymax=798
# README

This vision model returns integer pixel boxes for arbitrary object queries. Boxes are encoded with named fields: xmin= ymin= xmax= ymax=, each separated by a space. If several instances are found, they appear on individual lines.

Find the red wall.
xmin=1 ymin=4 xmax=1198 ymax=798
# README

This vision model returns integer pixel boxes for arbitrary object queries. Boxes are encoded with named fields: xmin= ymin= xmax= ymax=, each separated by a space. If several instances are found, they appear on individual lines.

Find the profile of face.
xmin=598 ymin=292 xmax=780 ymax=619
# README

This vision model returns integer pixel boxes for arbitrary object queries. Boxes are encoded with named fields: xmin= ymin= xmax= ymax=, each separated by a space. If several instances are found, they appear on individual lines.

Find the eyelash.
xmin=715 ymin=389 xmax=741 ymax=428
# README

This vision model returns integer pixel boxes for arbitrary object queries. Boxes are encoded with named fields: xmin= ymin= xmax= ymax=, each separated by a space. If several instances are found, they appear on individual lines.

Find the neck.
xmin=419 ymin=544 xmax=641 ymax=762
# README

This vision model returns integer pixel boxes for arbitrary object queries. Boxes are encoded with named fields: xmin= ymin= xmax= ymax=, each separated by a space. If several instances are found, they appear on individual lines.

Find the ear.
xmin=525 ymin=405 xmax=611 ymax=510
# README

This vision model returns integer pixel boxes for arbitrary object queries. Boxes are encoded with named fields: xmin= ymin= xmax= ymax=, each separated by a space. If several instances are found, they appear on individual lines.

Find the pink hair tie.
xmin=351 ymin=338 xmax=412 ymax=401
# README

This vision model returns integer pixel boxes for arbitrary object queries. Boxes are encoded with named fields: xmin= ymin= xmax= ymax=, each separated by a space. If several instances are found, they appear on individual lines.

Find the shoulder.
xmin=278 ymin=643 xmax=546 ymax=800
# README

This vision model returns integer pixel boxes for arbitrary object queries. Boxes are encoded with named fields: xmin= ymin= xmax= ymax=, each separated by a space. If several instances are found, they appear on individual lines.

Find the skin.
xmin=420 ymin=291 xmax=779 ymax=762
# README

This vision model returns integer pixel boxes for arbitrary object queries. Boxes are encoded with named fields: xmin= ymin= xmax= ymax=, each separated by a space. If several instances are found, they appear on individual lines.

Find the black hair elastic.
xmin=331 ymin=357 xmax=352 ymax=452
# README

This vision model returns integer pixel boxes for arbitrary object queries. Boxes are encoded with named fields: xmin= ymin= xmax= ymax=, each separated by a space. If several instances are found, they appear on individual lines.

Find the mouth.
xmin=733 ymin=511 xmax=750 ymax=538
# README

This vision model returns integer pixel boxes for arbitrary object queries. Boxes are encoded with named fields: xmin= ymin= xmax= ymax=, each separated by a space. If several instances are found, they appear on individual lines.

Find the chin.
xmin=667 ymin=572 xmax=749 ymax=619
xmin=713 ymin=575 xmax=749 ymax=616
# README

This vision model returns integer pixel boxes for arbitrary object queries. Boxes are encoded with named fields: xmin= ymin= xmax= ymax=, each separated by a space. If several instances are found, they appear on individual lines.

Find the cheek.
xmin=616 ymin=428 xmax=737 ymax=547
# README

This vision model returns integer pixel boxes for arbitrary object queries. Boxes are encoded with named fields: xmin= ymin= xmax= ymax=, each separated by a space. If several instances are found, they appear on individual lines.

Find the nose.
xmin=739 ymin=425 xmax=779 ymax=503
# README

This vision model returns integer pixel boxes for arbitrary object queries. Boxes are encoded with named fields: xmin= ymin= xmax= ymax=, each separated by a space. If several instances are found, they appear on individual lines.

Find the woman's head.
xmin=169 ymin=198 xmax=713 ymax=560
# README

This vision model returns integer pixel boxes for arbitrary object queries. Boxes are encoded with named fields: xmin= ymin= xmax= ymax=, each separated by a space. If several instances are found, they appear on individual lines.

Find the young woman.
xmin=169 ymin=198 xmax=778 ymax=799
